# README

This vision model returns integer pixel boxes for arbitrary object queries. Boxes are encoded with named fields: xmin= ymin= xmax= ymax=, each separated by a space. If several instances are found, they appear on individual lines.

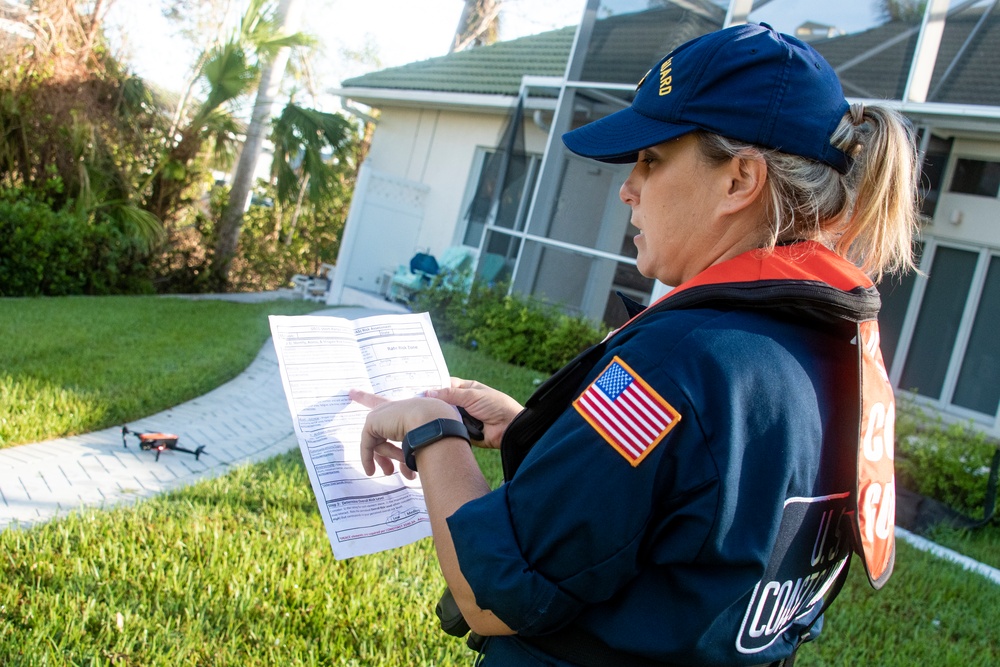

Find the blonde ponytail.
xmin=831 ymin=104 xmax=921 ymax=281
xmin=696 ymin=104 xmax=922 ymax=282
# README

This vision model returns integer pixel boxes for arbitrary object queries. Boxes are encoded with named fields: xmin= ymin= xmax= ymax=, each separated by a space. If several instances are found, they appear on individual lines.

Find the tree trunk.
xmin=83 ymin=0 xmax=109 ymax=59
xmin=212 ymin=0 xmax=301 ymax=288
xmin=450 ymin=0 xmax=501 ymax=53
xmin=284 ymin=171 xmax=310 ymax=246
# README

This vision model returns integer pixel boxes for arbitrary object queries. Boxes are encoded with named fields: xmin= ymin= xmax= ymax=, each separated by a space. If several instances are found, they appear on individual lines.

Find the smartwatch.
xmin=402 ymin=418 xmax=470 ymax=472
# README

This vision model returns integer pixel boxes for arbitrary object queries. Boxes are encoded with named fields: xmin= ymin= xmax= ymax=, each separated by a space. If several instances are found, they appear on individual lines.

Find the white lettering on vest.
xmin=864 ymin=328 xmax=889 ymax=382
xmin=863 ymin=402 xmax=895 ymax=462
xmin=863 ymin=478 xmax=896 ymax=543
xmin=863 ymin=402 xmax=886 ymax=461
xmin=746 ymin=564 xmax=835 ymax=640
xmin=810 ymin=508 xmax=844 ymax=567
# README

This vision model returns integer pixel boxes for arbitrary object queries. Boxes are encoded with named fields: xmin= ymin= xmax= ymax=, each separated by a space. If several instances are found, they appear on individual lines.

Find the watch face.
xmin=410 ymin=420 xmax=444 ymax=445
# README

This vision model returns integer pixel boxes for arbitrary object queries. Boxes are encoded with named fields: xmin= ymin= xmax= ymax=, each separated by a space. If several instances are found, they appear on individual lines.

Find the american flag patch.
xmin=573 ymin=356 xmax=681 ymax=466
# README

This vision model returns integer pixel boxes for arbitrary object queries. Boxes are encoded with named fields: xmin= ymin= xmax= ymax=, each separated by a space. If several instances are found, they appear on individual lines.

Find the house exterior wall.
xmin=882 ymin=133 xmax=1000 ymax=435
xmin=338 ymin=105 xmax=550 ymax=294
xmin=332 ymin=0 xmax=1000 ymax=431
xmin=924 ymin=137 xmax=1000 ymax=247
xmin=365 ymin=107 xmax=500 ymax=258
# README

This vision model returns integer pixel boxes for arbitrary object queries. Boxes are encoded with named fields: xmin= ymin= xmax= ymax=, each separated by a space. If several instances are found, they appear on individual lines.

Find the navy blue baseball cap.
xmin=562 ymin=23 xmax=853 ymax=173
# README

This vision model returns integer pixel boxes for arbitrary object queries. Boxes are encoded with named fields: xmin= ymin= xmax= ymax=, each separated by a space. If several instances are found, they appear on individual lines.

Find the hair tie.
xmin=849 ymin=103 xmax=866 ymax=126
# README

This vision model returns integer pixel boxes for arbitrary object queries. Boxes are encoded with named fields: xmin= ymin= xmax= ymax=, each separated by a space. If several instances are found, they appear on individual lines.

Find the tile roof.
xmin=340 ymin=27 xmax=575 ymax=96
xmin=339 ymin=6 xmax=722 ymax=97
xmin=579 ymin=7 xmax=721 ymax=85
xmin=811 ymin=7 xmax=1000 ymax=107
xmin=341 ymin=6 xmax=999 ymax=109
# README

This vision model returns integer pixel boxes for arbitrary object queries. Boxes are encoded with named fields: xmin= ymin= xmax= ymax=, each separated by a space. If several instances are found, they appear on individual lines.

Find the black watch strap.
xmin=402 ymin=418 xmax=470 ymax=472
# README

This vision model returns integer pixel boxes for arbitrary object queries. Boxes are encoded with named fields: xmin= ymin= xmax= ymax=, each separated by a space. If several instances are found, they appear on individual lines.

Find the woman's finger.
xmin=373 ymin=439 xmax=417 ymax=480
xmin=349 ymin=388 xmax=388 ymax=409
xmin=373 ymin=443 xmax=398 ymax=477
xmin=358 ymin=427 xmax=382 ymax=476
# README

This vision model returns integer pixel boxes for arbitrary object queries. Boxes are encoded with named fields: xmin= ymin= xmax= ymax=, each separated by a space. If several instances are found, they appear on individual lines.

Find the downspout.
xmin=532 ymin=109 xmax=551 ymax=133
xmin=341 ymin=100 xmax=378 ymax=126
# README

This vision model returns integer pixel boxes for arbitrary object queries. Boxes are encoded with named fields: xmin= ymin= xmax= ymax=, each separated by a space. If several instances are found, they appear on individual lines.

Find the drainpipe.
xmin=341 ymin=100 xmax=378 ymax=126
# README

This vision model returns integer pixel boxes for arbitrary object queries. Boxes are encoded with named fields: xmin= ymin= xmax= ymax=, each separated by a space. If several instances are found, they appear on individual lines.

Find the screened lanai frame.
xmin=459 ymin=0 xmax=1000 ymax=431
xmin=483 ymin=0 xmax=1000 ymax=329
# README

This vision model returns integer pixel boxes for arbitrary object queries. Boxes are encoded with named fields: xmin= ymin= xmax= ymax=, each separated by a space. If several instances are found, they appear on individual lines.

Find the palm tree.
xmin=451 ymin=0 xmax=502 ymax=52
xmin=144 ymin=0 xmax=311 ymax=228
xmin=212 ymin=0 xmax=306 ymax=287
xmin=268 ymin=102 xmax=355 ymax=245
xmin=161 ymin=0 xmax=237 ymax=141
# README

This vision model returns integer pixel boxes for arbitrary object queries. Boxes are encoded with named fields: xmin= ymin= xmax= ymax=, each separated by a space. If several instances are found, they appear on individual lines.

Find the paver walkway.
xmin=0 ymin=299 xmax=403 ymax=532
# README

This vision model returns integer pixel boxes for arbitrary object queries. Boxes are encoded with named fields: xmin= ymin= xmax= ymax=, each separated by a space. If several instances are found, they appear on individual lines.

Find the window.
xmin=952 ymin=256 xmax=1000 ymax=416
xmin=877 ymin=242 xmax=922 ymax=372
xmin=919 ymin=135 xmax=952 ymax=218
xmin=949 ymin=158 xmax=1000 ymax=197
xmin=899 ymin=246 xmax=977 ymax=400
xmin=895 ymin=243 xmax=1000 ymax=424
xmin=462 ymin=151 xmax=499 ymax=246
xmin=461 ymin=150 xmax=541 ymax=249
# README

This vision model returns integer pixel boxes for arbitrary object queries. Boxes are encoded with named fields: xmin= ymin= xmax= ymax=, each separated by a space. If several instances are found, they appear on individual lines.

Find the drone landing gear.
xmin=121 ymin=425 xmax=206 ymax=462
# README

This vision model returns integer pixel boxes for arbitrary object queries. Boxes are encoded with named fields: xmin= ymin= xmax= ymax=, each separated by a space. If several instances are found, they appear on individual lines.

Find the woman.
xmin=350 ymin=23 xmax=918 ymax=667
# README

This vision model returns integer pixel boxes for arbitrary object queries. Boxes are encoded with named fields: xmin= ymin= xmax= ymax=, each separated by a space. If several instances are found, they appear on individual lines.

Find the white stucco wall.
xmin=341 ymin=104 xmax=550 ymax=291
xmin=367 ymin=107 xmax=503 ymax=256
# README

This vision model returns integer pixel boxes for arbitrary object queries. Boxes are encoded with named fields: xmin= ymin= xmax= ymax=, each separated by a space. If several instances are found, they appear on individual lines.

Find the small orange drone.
xmin=121 ymin=425 xmax=206 ymax=462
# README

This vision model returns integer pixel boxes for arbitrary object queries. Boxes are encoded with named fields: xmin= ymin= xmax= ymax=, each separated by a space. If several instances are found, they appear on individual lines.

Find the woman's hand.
xmin=426 ymin=378 xmax=523 ymax=450
xmin=350 ymin=387 xmax=515 ymax=637
xmin=348 ymin=390 xmax=460 ymax=478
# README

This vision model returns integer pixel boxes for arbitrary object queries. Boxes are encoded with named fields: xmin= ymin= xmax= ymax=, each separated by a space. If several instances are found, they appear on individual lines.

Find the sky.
xmin=102 ymin=0 xmax=885 ymax=112
xmin=103 ymin=0 xmax=585 ymax=109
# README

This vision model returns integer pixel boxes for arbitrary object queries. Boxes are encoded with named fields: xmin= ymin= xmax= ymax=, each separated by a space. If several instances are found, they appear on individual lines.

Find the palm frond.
xmin=200 ymin=42 xmax=259 ymax=113
xmin=254 ymin=31 xmax=317 ymax=61
xmin=94 ymin=201 xmax=165 ymax=254
xmin=237 ymin=0 xmax=316 ymax=63
xmin=238 ymin=0 xmax=270 ymax=45
xmin=201 ymin=108 xmax=244 ymax=170
xmin=270 ymin=102 xmax=355 ymax=206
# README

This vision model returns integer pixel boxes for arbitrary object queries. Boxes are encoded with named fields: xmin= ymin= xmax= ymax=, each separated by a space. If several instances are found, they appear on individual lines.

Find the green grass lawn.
xmin=920 ymin=521 xmax=1000 ymax=571
xmin=0 ymin=296 xmax=324 ymax=448
xmin=2 ymin=447 xmax=997 ymax=666
xmin=1 ymin=296 xmax=998 ymax=665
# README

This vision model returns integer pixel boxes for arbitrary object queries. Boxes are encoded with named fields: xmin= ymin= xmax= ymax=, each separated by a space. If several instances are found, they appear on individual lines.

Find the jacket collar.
xmin=618 ymin=242 xmax=880 ymax=333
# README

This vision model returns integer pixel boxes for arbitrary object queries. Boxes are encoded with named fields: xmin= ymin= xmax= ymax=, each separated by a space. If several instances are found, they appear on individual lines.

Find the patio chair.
xmin=477 ymin=252 xmax=508 ymax=285
xmin=387 ymin=247 xmax=474 ymax=303
xmin=292 ymin=263 xmax=336 ymax=302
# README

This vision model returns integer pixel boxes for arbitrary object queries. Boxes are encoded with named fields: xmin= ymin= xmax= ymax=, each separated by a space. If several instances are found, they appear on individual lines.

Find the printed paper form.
xmin=268 ymin=312 xmax=451 ymax=559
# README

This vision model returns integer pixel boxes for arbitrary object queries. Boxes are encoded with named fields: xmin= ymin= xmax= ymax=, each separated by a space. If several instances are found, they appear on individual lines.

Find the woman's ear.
xmin=720 ymin=155 xmax=767 ymax=215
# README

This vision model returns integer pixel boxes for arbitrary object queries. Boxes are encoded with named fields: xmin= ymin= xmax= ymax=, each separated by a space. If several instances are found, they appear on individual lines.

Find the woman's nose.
xmin=620 ymin=172 xmax=638 ymax=206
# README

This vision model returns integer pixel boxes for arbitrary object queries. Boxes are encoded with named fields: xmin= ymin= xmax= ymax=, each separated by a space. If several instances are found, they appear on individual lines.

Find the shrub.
xmin=229 ymin=181 xmax=346 ymax=293
xmin=0 ymin=190 xmax=153 ymax=296
xmin=150 ymin=181 xmax=347 ymax=294
xmin=412 ymin=275 xmax=605 ymax=374
xmin=895 ymin=401 xmax=999 ymax=519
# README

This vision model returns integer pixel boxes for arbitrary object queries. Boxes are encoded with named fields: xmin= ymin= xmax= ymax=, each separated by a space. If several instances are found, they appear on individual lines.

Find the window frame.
xmin=457 ymin=146 xmax=544 ymax=251
xmin=948 ymin=156 xmax=1000 ymax=198
xmin=890 ymin=238 xmax=1000 ymax=433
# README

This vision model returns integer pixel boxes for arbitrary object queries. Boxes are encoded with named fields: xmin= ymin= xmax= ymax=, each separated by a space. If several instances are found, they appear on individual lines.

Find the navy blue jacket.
xmin=447 ymin=243 xmax=895 ymax=666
